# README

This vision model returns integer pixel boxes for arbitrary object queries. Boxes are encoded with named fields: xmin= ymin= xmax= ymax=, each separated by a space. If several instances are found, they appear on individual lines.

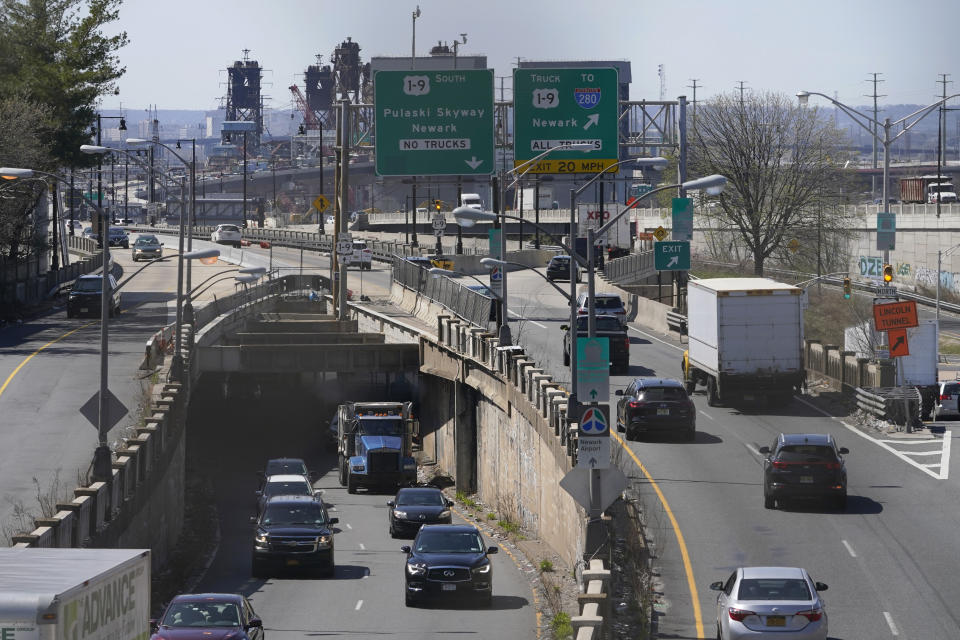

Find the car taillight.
xmin=772 ymin=461 xmax=792 ymax=469
xmin=624 ymin=337 xmax=630 ymax=349
xmin=824 ymin=462 xmax=841 ymax=470
xmin=628 ymin=401 xmax=645 ymax=409
xmin=941 ymin=394 xmax=952 ymax=401
xmin=796 ymin=607 xmax=823 ymax=622
xmin=728 ymin=608 xmax=755 ymax=622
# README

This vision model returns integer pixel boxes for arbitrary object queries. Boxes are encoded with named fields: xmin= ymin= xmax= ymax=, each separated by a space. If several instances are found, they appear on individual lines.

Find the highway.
xmin=499 ymin=266 xmax=960 ymax=639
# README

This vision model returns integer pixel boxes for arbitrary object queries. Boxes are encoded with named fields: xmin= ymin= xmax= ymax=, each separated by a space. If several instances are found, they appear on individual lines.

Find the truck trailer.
xmin=684 ymin=278 xmax=805 ymax=407
xmin=337 ymin=401 xmax=418 ymax=493
xmin=0 ymin=548 xmax=150 ymax=640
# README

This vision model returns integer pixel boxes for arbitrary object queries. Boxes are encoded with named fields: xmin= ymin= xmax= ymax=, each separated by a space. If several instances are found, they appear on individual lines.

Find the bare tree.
xmin=690 ymin=91 xmax=855 ymax=276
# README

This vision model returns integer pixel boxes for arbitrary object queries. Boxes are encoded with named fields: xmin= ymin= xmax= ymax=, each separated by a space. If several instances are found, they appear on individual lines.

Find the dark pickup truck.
xmin=561 ymin=315 xmax=630 ymax=374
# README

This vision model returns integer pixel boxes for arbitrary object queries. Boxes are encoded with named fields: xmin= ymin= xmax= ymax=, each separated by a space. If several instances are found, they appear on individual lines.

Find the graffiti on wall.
xmin=915 ymin=266 xmax=960 ymax=293
xmin=858 ymin=256 xmax=911 ymax=278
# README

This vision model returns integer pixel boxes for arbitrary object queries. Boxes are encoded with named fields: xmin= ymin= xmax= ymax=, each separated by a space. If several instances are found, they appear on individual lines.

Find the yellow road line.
xmin=612 ymin=431 xmax=704 ymax=638
xmin=0 ymin=322 xmax=94 ymax=399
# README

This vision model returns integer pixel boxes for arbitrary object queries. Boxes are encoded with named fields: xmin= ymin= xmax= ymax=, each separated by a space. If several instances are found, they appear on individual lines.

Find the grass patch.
xmin=487 ymin=512 xmax=497 ymax=520
xmin=550 ymin=612 xmax=573 ymax=640
xmin=497 ymin=519 xmax=520 ymax=534
xmin=539 ymin=559 xmax=554 ymax=572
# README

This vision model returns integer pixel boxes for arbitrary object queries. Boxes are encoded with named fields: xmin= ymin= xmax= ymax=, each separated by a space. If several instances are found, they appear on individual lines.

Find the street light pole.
xmin=797 ymin=90 xmax=960 ymax=264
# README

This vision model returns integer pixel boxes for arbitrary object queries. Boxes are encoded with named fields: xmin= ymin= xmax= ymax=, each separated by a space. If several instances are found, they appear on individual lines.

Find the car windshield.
xmin=73 ymin=279 xmax=102 ymax=292
xmin=109 ymin=228 xmax=125 ymax=235
xmin=943 ymin=382 xmax=960 ymax=395
xmin=776 ymin=444 xmax=837 ymax=462
xmin=162 ymin=602 xmax=240 ymax=628
xmin=397 ymin=491 xmax=445 ymax=506
xmin=262 ymin=503 xmax=327 ymax=525
xmin=358 ymin=417 xmax=403 ymax=436
xmin=638 ymin=386 xmax=687 ymax=401
xmin=219 ymin=225 xmax=240 ymax=232
xmin=136 ymin=236 xmax=159 ymax=245
xmin=594 ymin=297 xmax=623 ymax=310
xmin=574 ymin=317 xmax=621 ymax=332
xmin=415 ymin=530 xmax=484 ymax=553
xmin=264 ymin=480 xmax=312 ymax=497
xmin=550 ymin=257 xmax=570 ymax=266
xmin=265 ymin=460 xmax=308 ymax=475
xmin=737 ymin=578 xmax=811 ymax=601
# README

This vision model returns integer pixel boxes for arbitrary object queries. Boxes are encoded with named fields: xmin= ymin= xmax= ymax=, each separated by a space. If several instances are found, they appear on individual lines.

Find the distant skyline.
xmin=103 ymin=0 xmax=956 ymax=113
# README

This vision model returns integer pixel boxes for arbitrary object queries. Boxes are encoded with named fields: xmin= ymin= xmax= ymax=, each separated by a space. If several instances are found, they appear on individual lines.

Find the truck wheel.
xmin=707 ymin=377 xmax=721 ymax=407
xmin=685 ymin=379 xmax=696 ymax=394
xmin=764 ymin=493 xmax=775 ymax=509
xmin=338 ymin=459 xmax=347 ymax=486
xmin=347 ymin=475 xmax=358 ymax=494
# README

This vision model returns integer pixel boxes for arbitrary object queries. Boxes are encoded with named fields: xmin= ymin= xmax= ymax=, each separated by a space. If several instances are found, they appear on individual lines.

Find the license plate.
xmin=657 ymin=408 xmax=670 ymax=416
xmin=441 ymin=583 xmax=456 ymax=591
xmin=800 ymin=476 xmax=814 ymax=484
xmin=766 ymin=615 xmax=786 ymax=627
xmin=285 ymin=558 xmax=300 ymax=566
xmin=743 ymin=394 xmax=755 ymax=401
xmin=80 ymin=308 xmax=88 ymax=313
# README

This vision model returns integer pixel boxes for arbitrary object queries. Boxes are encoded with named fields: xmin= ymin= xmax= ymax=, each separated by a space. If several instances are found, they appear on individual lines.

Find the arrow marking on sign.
xmin=583 ymin=114 xmax=599 ymax=130
xmin=465 ymin=156 xmax=484 ymax=169
xmin=589 ymin=457 xmax=597 ymax=467
xmin=892 ymin=335 xmax=905 ymax=352
xmin=667 ymin=256 xmax=679 ymax=268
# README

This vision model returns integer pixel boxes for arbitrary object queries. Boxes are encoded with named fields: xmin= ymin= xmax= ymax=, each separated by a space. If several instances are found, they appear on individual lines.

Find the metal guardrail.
xmin=393 ymin=259 xmax=494 ymax=328
xmin=666 ymin=310 xmax=687 ymax=335
xmin=855 ymin=386 xmax=921 ymax=428
xmin=604 ymin=249 xmax=655 ymax=285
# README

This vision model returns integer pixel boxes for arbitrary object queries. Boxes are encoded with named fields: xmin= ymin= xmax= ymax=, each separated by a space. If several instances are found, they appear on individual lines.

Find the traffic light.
xmin=843 ymin=277 xmax=851 ymax=299
xmin=883 ymin=264 xmax=894 ymax=283
xmin=434 ymin=199 xmax=442 ymax=212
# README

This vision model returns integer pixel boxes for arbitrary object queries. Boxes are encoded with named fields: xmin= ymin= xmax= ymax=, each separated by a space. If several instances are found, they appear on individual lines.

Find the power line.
xmin=864 ymin=73 xmax=885 ymax=199
xmin=735 ymin=80 xmax=748 ymax=107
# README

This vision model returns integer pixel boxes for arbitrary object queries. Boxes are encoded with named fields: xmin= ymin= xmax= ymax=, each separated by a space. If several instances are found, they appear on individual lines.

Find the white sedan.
xmin=210 ymin=224 xmax=242 ymax=248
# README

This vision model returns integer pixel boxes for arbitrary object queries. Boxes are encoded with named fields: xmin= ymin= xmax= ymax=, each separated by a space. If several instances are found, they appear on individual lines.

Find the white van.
xmin=461 ymin=193 xmax=483 ymax=210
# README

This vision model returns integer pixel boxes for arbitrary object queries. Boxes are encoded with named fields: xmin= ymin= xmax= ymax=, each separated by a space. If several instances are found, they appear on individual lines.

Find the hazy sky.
xmin=105 ymin=0 xmax=956 ymax=112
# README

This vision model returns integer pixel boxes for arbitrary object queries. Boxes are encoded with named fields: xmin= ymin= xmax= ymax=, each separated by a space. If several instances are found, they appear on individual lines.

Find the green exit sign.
xmin=655 ymin=241 xmax=690 ymax=270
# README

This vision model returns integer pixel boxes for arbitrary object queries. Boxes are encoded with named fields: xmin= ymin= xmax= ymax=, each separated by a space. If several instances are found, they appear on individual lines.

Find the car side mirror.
xmin=149 ymin=619 xmax=158 ymax=630
xmin=559 ymin=324 xmax=568 ymax=331
xmin=254 ymin=491 xmax=262 ymax=498
xmin=329 ymin=517 xmax=339 ymax=525
xmin=249 ymin=516 xmax=257 ymax=524
xmin=615 ymin=389 xmax=623 ymax=396
xmin=618 ymin=422 xmax=625 ymax=432
xmin=247 ymin=618 xmax=263 ymax=629
xmin=814 ymin=582 xmax=828 ymax=591
xmin=446 ymin=499 xmax=454 ymax=507
xmin=709 ymin=581 xmax=724 ymax=591
xmin=387 ymin=500 xmax=396 ymax=507
xmin=838 ymin=447 xmax=849 ymax=455
xmin=487 ymin=546 xmax=498 ymax=555
xmin=400 ymin=545 xmax=411 ymax=553
xmin=758 ymin=446 xmax=770 ymax=455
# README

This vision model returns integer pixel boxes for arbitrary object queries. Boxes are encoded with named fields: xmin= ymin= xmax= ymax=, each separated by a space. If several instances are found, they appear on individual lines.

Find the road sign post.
xmin=655 ymin=240 xmax=691 ymax=271
xmin=374 ymin=70 xmax=494 ymax=177
xmin=513 ymin=68 xmax=619 ymax=174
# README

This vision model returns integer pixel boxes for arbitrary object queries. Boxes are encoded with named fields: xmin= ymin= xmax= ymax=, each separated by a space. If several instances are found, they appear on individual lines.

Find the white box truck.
xmin=684 ymin=278 xmax=805 ymax=407
xmin=460 ymin=193 xmax=483 ymax=210
xmin=0 ymin=548 xmax=150 ymax=640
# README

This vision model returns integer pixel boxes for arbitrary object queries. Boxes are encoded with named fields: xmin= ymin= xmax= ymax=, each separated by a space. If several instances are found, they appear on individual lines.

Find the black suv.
xmin=561 ymin=315 xmax=630 ymax=374
xmin=760 ymin=433 xmax=849 ymax=510
xmin=402 ymin=524 xmax=498 ymax=607
xmin=66 ymin=274 xmax=121 ymax=318
xmin=388 ymin=487 xmax=454 ymax=538
xmin=615 ymin=378 xmax=695 ymax=441
xmin=250 ymin=495 xmax=338 ymax=577
xmin=546 ymin=255 xmax=580 ymax=282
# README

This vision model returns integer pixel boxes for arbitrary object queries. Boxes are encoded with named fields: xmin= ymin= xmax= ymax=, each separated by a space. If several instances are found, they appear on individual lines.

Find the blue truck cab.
xmin=337 ymin=401 xmax=418 ymax=493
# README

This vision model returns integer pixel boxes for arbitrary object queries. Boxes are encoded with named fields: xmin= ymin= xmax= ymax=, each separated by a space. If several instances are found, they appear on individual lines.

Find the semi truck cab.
xmin=337 ymin=402 xmax=418 ymax=493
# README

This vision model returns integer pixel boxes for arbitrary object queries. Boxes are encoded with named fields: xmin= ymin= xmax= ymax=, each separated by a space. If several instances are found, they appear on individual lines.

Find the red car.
xmin=150 ymin=593 xmax=263 ymax=640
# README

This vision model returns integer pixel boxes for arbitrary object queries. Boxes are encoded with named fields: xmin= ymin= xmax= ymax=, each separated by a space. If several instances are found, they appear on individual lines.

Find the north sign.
xmin=513 ymin=68 xmax=619 ymax=174
xmin=374 ymin=69 xmax=494 ymax=177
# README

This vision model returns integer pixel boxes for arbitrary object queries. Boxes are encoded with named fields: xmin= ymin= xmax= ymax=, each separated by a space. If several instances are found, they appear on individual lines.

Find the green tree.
xmin=0 ymin=0 xmax=128 ymax=168
xmin=689 ymin=91 xmax=854 ymax=276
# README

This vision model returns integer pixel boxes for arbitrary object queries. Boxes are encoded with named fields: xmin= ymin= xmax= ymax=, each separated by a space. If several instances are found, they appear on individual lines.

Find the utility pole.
xmin=936 ymin=73 xmax=952 ymax=218
xmin=687 ymin=79 xmax=700 ymax=133
xmin=736 ymin=80 xmax=748 ymax=107
xmin=865 ymin=73 xmax=886 ymax=200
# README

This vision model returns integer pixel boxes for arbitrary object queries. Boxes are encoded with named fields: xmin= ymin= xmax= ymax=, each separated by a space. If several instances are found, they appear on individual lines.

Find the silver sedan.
xmin=709 ymin=566 xmax=828 ymax=639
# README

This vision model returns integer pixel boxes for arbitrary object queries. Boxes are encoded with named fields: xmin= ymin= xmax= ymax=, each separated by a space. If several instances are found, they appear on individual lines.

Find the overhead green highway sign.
xmin=513 ymin=67 xmax=619 ymax=174
xmin=374 ymin=69 xmax=494 ymax=177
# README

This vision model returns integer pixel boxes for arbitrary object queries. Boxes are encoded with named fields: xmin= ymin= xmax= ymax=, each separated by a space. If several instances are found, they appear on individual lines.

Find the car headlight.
xmin=439 ymin=510 xmax=451 ymax=519
xmin=393 ymin=510 xmax=408 ymax=519
xmin=472 ymin=561 xmax=491 ymax=574
xmin=254 ymin=533 xmax=268 ymax=548
xmin=317 ymin=534 xmax=332 ymax=547
xmin=406 ymin=561 xmax=427 ymax=576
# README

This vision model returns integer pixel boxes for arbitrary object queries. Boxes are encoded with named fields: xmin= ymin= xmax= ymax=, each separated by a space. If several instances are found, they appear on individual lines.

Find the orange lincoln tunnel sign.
xmin=873 ymin=300 xmax=919 ymax=331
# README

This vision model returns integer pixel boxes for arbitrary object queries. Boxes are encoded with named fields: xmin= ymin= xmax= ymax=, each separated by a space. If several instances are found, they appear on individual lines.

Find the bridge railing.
xmin=393 ymin=259 xmax=494 ymax=328
xmin=604 ymin=249 xmax=655 ymax=284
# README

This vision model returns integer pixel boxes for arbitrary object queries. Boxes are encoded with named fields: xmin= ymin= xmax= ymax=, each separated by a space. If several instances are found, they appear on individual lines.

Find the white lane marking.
xmin=841 ymin=540 xmax=857 ymax=558
xmin=345 ymin=523 xmax=353 ymax=530
xmin=628 ymin=325 xmax=685 ymax=351
xmin=899 ymin=450 xmax=942 ymax=456
xmin=922 ymin=463 xmax=942 ymax=468
xmin=358 ymin=543 xmax=365 ymax=550
xmin=941 ymin=432 xmax=952 ymax=480
xmin=795 ymin=397 xmax=947 ymax=480
xmin=698 ymin=410 xmax=714 ymax=420
xmin=507 ymin=309 xmax=546 ymax=328
xmin=745 ymin=443 xmax=762 ymax=457
xmin=879 ymin=439 xmax=941 ymax=444
xmin=883 ymin=611 xmax=899 ymax=636
xmin=355 ymin=600 xmax=363 ymax=611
